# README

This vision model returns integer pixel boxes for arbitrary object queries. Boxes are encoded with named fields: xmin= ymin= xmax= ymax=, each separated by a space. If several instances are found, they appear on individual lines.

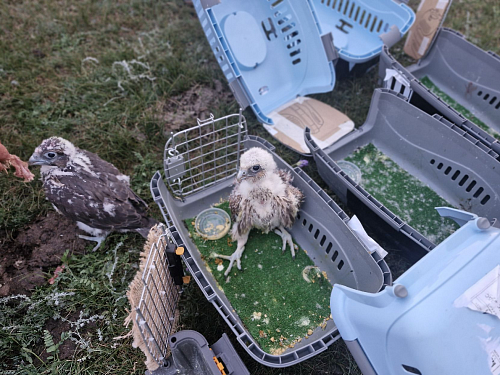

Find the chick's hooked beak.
xmin=236 ymin=168 xmax=246 ymax=181
xmin=28 ymin=154 xmax=45 ymax=166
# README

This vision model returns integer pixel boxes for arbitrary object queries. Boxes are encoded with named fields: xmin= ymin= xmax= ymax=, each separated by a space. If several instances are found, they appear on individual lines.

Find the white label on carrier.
xmin=418 ymin=37 xmax=431 ymax=56
xmin=454 ymin=265 xmax=500 ymax=319
xmin=436 ymin=0 xmax=449 ymax=10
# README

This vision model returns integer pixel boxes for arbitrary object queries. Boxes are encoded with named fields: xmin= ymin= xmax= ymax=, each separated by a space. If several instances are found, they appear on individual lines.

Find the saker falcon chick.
xmin=29 ymin=137 xmax=157 ymax=251
xmin=214 ymin=147 xmax=304 ymax=276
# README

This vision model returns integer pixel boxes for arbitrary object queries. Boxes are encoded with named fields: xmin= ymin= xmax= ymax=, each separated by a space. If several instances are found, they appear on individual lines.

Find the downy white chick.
xmin=214 ymin=147 xmax=304 ymax=276
xmin=28 ymin=137 xmax=157 ymax=251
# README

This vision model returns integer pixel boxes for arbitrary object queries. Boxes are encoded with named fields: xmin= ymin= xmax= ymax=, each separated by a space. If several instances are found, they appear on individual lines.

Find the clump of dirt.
xmin=0 ymin=211 xmax=87 ymax=296
xmin=157 ymin=81 xmax=234 ymax=134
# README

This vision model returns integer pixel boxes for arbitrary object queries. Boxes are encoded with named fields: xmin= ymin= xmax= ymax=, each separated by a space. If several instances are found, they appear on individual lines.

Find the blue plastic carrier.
xmin=311 ymin=0 xmax=415 ymax=68
xmin=193 ymin=0 xmax=414 ymax=126
xmin=330 ymin=208 xmax=500 ymax=375
xmin=192 ymin=0 xmax=336 ymax=125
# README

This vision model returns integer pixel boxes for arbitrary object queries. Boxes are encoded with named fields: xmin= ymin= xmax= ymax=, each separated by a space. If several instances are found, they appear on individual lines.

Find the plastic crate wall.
xmin=136 ymin=226 xmax=182 ymax=367
xmin=379 ymin=39 xmax=500 ymax=159
xmin=307 ymin=89 xmax=500 ymax=262
xmin=150 ymin=112 xmax=392 ymax=367
xmin=407 ymin=28 xmax=500 ymax=133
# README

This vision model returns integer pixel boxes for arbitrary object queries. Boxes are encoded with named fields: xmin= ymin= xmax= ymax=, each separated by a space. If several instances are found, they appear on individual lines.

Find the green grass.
xmin=420 ymin=76 xmax=500 ymax=140
xmin=0 ymin=0 xmax=496 ymax=373
xmin=185 ymin=202 xmax=332 ymax=355
xmin=344 ymin=144 xmax=459 ymax=244
xmin=0 ymin=236 xmax=146 ymax=374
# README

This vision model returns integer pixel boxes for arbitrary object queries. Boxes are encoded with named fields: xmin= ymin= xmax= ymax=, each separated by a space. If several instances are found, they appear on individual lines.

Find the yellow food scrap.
xmin=270 ymin=337 xmax=275 ymax=342
xmin=307 ymin=329 xmax=313 ymax=335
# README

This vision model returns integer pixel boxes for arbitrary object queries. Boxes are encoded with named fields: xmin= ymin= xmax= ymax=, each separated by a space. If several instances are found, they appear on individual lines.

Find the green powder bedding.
xmin=185 ymin=201 xmax=332 ymax=355
xmin=421 ymin=76 xmax=499 ymax=140
xmin=344 ymin=144 xmax=459 ymax=244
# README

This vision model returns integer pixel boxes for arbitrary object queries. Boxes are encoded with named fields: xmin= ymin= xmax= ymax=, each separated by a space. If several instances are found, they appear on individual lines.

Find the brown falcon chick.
xmin=28 ymin=137 xmax=157 ymax=251
xmin=214 ymin=147 xmax=304 ymax=276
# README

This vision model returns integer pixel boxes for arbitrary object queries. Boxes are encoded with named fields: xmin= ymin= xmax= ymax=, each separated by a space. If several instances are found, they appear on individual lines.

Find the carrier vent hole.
xmin=459 ymin=175 xmax=469 ymax=186
xmin=481 ymin=195 xmax=491 ymax=205
xmin=402 ymin=365 xmax=422 ymax=374
xmin=320 ymin=235 xmax=326 ymax=246
xmin=474 ymin=187 xmax=484 ymax=198
xmin=326 ymin=243 xmax=333 ymax=254
xmin=466 ymin=180 xmax=477 ymax=192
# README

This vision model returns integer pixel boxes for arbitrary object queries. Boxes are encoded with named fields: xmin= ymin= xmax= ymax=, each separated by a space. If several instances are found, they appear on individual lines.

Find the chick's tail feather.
xmin=136 ymin=217 xmax=159 ymax=238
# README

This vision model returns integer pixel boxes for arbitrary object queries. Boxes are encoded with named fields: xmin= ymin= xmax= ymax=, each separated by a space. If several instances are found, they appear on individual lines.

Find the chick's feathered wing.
xmin=229 ymin=169 xmax=303 ymax=237
xmin=214 ymin=147 xmax=304 ymax=277
xmin=43 ymin=167 xmax=154 ymax=236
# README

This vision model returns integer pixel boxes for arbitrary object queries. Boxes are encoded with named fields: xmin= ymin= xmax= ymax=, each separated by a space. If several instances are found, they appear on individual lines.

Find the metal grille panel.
xmin=164 ymin=111 xmax=247 ymax=200
xmin=136 ymin=227 xmax=181 ymax=366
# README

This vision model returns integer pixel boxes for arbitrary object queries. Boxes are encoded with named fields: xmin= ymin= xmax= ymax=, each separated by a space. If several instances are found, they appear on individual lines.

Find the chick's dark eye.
xmin=252 ymin=165 xmax=260 ymax=172
xmin=46 ymin=152 xmax=56 ymax=158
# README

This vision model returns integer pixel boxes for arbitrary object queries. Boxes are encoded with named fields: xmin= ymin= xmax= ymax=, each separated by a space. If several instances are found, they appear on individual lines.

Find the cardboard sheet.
xmin=404 ymin=0 xmax=452 ymax=60
xmin=265 ymin=97 xmax=354 ymax=154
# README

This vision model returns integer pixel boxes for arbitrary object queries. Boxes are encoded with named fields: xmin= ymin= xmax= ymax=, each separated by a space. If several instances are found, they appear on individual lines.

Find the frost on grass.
xmin=344 ymin=144 xmax=459 ymax=244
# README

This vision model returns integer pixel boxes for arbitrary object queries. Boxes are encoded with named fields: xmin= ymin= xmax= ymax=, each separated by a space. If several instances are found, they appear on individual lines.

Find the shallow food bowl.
xmin=336 ymin=160 xmax=362 ymax=184
xmin=195 ymin=208 xmax=231 ymax=240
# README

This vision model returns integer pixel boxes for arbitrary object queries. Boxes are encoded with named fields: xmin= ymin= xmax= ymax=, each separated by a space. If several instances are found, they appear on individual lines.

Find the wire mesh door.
xmin=136 ymin=226 xmax=181 ymax=367
xmin=164 ymin=110 xmax=248 ymax=200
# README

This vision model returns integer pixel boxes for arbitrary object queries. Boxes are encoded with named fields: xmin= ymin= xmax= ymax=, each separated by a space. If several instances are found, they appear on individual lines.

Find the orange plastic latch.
xmin=175 ymin=247 xmax=185 ymax=256
xmin=213 ymin=356 xmax=226 ymax=375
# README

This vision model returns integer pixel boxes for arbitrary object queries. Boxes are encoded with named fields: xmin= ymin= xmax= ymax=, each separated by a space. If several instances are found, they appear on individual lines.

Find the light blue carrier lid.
xmin=330 ymin=207 xmax=500 ymax=375
xmin=193 ymin=0 xmax=336 ymax=125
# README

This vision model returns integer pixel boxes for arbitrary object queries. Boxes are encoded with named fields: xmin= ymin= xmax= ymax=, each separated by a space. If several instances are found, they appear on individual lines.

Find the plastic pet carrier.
xmin=310 ymin=0 xmax=415 ymax=73
xmin=192 ymin=0 xmax=354 ymax=155
xmin=306 ymin=88 xmax=500 ymax=263
xmin=135 ymin=225 xmax=249 ymax=375
xmin=150 ymin=111 xmax=391 ymax=367
xmin=405 ymin=28 xmax=500 ymax=135
xmin=330 ymin=208 xmax=500 ymax=375
xmin=379 ymin=43 xmax=500 ymax=159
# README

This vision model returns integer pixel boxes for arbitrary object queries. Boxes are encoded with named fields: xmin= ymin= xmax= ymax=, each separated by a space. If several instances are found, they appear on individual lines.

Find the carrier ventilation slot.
xmin=430 ymin=159 xmax=490 ymax=205
xmin=320 ymin=0 xmax=388 ymax=34
xmin=402 ymin=364 xmax=422 ymax=375
xmin=477 ymin=90 xmax=500 ymax=109
xmin=267 ymin=0 xmax=302 ymax=65
xmin=299 ymin=215 xmax=345 ymax=270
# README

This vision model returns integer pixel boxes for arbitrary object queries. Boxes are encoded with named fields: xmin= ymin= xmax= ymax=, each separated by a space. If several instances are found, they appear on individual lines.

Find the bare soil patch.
xmin=157 ymin=82 xmax=234 ymax=133
xmin=0 ymin=211 xmax=86 ymax=296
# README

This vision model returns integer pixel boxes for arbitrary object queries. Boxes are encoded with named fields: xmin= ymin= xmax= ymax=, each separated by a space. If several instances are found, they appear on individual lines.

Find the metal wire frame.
xmin=164 ymin=109 xmax=248 ymax=200
xmin=136 ymin=226 xmax=181 ymax=367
